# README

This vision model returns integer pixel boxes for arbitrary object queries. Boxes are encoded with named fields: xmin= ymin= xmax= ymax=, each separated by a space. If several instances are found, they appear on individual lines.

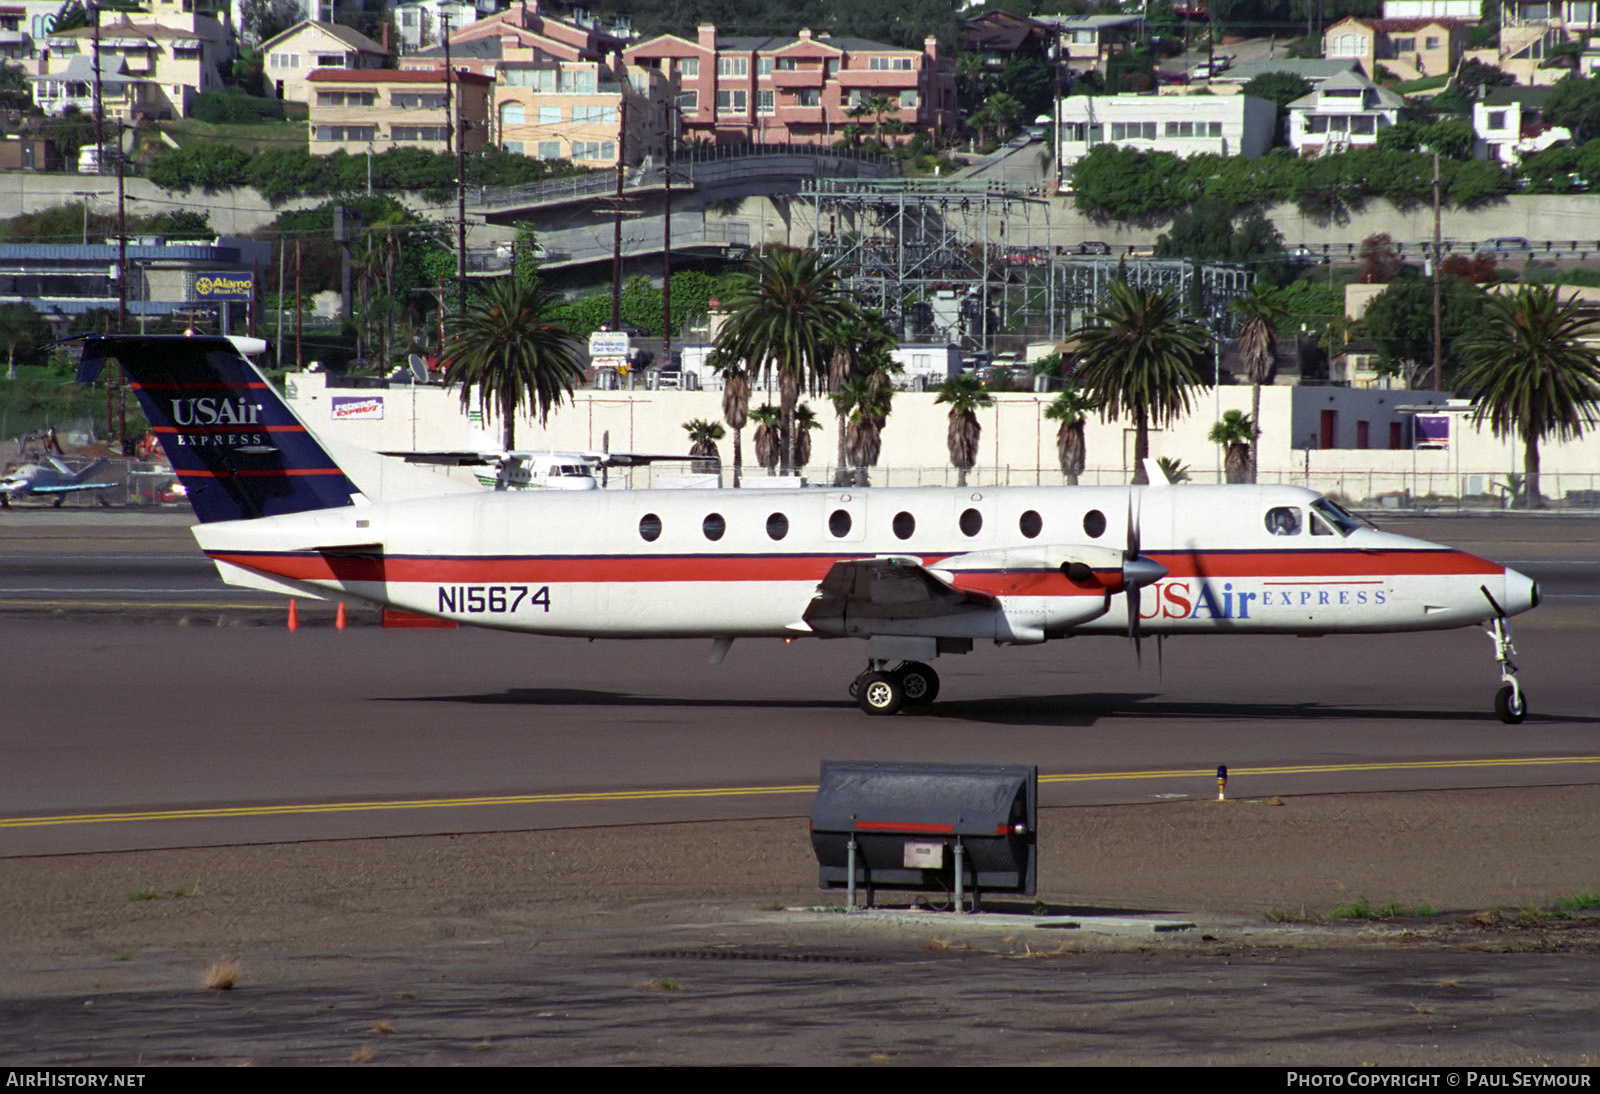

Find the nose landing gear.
xmin=851 ymin=660 xmax=941 ymax=716
xmin=1487 ymin=618 xmax=1526 ymax=724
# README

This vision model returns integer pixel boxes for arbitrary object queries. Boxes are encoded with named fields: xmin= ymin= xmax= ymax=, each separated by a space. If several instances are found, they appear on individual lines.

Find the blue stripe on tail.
xmin=78 ymin=335 xmax=360 ymax=524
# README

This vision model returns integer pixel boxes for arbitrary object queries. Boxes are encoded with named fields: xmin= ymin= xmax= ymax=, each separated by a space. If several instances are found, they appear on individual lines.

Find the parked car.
xmin=1485 ymin=236 xmax=1530 ymax=253
xmin=1077 ymin=241 xmax=1112 ymax=255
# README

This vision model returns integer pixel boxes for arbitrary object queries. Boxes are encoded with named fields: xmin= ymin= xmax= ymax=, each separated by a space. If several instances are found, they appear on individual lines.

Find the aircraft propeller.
xmin=1121 ymin=495 xmax=1168 ymax=663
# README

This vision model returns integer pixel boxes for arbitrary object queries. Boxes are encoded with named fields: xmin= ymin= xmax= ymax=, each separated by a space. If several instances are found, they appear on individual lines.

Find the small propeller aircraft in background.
xmin=78 ymin=334 xmax=1541 ymax=722
xmin=0 ymin=456 xmax=114 ymax=508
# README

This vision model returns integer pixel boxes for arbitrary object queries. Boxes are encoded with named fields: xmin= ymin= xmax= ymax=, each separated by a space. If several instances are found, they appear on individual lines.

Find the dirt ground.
xmin=3 ymin=785 xmax=1599 ymax=1066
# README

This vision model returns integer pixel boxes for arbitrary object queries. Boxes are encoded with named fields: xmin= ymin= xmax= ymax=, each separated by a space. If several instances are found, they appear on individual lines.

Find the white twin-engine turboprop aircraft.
xmin=80 ymin=334 xmax=1541 ymax=721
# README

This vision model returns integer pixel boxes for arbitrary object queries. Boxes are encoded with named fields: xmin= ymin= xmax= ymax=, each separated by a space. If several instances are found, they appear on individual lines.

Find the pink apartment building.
xmin=624 ymin=24 xmax=957 ymax=147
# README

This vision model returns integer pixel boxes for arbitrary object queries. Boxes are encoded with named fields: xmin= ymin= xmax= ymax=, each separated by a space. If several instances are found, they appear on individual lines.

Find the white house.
xmin=1473 ymin=87 xmax=1570 ymax=162
xmin=261 ymin=19 xmax=387 ymax=104
xmin=393 ymin=0 xmax=497 ymax=55
xmin=1055 ymin=93 xmax=1276 ymax=168
xmin=1382 ymin=0 xmax=1481 ymax=17
xmin=1285 ymin=71 xmax=1405 ymax=156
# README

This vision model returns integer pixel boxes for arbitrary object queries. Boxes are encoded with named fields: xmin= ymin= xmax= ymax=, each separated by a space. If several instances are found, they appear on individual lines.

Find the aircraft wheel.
xmin=1495 ymin=684 xmax=1527 ymax=725
xmin=896 ymin=662 xmax=940 ymax=706
xmin=857 ymin=672 xmax=904 ymax=716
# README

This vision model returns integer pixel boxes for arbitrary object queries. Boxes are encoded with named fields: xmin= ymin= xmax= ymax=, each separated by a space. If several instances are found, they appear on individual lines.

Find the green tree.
xmin=1454 ymin=285 xmax=1600 ymax=508
xmin=1362 ymin=271 xmax=1483 ymax=387
xmin=1547 ymin=74 xmax=1600 ymax=142
xmin=830 ymin=374 xmax=894 ymax=487
xmin=1071 ymin=281 xmax=1210 ymax=484
xmin=934 ymin=373 xmax=994 ymax=488
xmin=0 ymin=303 xmax=50 ymax=380
xmin=682 ymin=418 xmax=725 ymax=475
xmin=714 ymin=249 xmax=859 ymax=474
xmin=1240 ymin=72 xmax=1312 ymax=109
xmin=1209 ymin=409 xmax=1255 ymax=484
xmin=712 ymin=350 xmax=750 ymax=488
xmin=1230 ymin=282 xmax=1287 ymax=481
xmin=749 ymin=404 xmax=781 ymax=475
xmin=439 ymin=279 xmax=585 ymax=453
xmin=1043 ymin=388 xmax=1097 ymax=485
xmin=793 ymin=402 xmax=823 ymax=468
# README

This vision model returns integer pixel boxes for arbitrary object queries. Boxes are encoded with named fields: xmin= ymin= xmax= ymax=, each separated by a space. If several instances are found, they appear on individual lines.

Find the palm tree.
xmin=710 ymin=350 xmax=750 ymax=488
xmin=1209 ymin=409 xmax=1255 ymax=484
xmin=1043 ymin=388 xmax=1097 ymax=485
xmin=714 ymin=249 xmax=860 ymax=475
xmin=1230 ymin=282 xmax=1287 ymax=482
xmin=1455 ymin=285 xmax=1600 ymax=508
xmin=793 ymin=403 xmax=823 ymax=469
xmin=749 ymin=404 xmax=781 ymax=475
xmin=682 ymin=418 xmax=725 ymax=476
xmin=440 ymin=279 xmax=585 ymax=452
xmin=830 ymin=374 xmax=895 ymax=487
xmin=823 ymin=310 xmax=897 ymax=484
xmin=934 ymin=373 xmax=994 ymax=488
xmin=1071 ymin=280 xmax=1210 ymax=485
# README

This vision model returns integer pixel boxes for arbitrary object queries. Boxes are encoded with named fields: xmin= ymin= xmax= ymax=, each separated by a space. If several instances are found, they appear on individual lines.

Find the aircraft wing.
xmin=801 ymin=556 xmax=997 ymax=635
xmin=377 ymin=450 xmax=500 ymax=467
xmin=28 ymin=482 xmax=116 ymax=494
xmin=585 ymin=452 xmax=702 ymax=468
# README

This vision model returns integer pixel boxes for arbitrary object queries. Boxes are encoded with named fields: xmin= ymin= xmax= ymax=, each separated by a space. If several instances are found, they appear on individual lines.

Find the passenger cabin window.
xmin=959 ymin=508 xmax=983 ymax=537
xmin=829 ymin=509 xmax=853 ymax=538
xmin=1019 ymin=510 xmax=1042 ymax=538
xmin=1265 ymin=506 xmax=1303 ymax=536
xmin=1083 ymin=509 xmax=1107 ymax=538
xmin=639 ymin=513 xmax=662 ymax=542
xmin=702 ymin=513 xmax=726 ymax=541
xmin=893 ymin=511 xmax=915 ymax=540
xmin=766 ymin=513 xmax=789 ymax=540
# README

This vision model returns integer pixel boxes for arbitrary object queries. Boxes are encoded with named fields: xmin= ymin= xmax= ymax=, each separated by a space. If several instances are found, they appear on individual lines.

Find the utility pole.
xmin=455 ymin=66 xmax=467 ymax=319
xmin=116 ymin=118 xmax=126 ymax=332
xmin=295 ymin=238 xmax=303 ymax=369
xmin=92 ymin=1 xmax=102 ymax=175
xmin=661 ymin=109 xmax=673 ymax=367
xmin=441 ymin=15 xmax=453 ymax=155
xmin=1440 ymin=149 xmax=1452 ymax=393
xmin=611 ymin=59 xmax=627 ymax=331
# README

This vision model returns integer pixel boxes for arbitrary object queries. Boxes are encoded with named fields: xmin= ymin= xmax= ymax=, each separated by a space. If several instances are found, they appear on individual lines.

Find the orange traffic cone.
xmin=335 ymin=601 xmax=346 ymax=631
xmin=287 ymin=598 xmax=299 ymax=633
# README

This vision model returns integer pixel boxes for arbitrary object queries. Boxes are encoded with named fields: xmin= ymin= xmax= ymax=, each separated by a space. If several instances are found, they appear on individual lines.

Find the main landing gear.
xmin=850 ymin=660 xmax=940 ymax=716
xmin=1487 ymin=618 xmax=1527 ymax=725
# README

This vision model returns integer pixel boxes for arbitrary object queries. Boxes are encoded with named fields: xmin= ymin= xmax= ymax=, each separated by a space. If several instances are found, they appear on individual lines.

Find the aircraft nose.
xmin=1503 ymin=566 xmax=1540 ymax=616
xmin=1124 ymin=555 xmax=1168 ymax=590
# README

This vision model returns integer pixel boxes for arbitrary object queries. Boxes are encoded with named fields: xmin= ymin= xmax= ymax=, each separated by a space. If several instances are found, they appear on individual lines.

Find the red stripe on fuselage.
xmin=154 ymin=425 xmax=307 ymax=434
xmin=207 ymin=547 xmax=1500 ymax=589
xmin=177 ymin=468 xmax=347 ymax=478
xmin=130 ymin=382 xmax=272 ymax=391
xmin=1152 ymin=549 xmax=1500 ymax=579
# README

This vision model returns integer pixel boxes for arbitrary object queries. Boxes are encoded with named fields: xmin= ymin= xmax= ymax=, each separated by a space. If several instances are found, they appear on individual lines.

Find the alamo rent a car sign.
xmin=191 ymin=273 xmax=255 ymax=302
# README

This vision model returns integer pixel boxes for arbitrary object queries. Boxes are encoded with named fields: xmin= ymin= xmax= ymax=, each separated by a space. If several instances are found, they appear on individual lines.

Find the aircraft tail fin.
xmin=77 ymin=335 xmax=362 ymax=523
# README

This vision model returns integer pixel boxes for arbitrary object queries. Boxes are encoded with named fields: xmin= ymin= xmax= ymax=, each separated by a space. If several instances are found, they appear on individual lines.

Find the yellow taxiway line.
xmin=4 ymin=756 xmax=1599 ymax=831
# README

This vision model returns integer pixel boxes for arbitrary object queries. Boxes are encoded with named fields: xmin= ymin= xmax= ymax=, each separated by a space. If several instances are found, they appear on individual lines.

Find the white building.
xmin=1473 ymin=88 xmax=1569 ymax=162
xmin=1382 ymin=0 xmax=1481 ymax=17
xmin=1055 ymin=93 xmax=1276 ymax=168
xmin=1285 ymin=71 xmax=1405 ymax=156
xmin=393 ymin=0 xmax=497 ymax=56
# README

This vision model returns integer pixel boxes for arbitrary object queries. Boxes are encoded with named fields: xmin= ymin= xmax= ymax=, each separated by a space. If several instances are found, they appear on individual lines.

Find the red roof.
xmin=307 ymin=68 xmax=493 ymax=85
xmin=1328 ymin=16 xmax=1469 ymax=33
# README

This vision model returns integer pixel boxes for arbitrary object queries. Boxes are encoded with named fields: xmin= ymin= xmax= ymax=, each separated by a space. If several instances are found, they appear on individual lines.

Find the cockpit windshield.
xmin=1310 ymin=497 xmax=1361 ymax=537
